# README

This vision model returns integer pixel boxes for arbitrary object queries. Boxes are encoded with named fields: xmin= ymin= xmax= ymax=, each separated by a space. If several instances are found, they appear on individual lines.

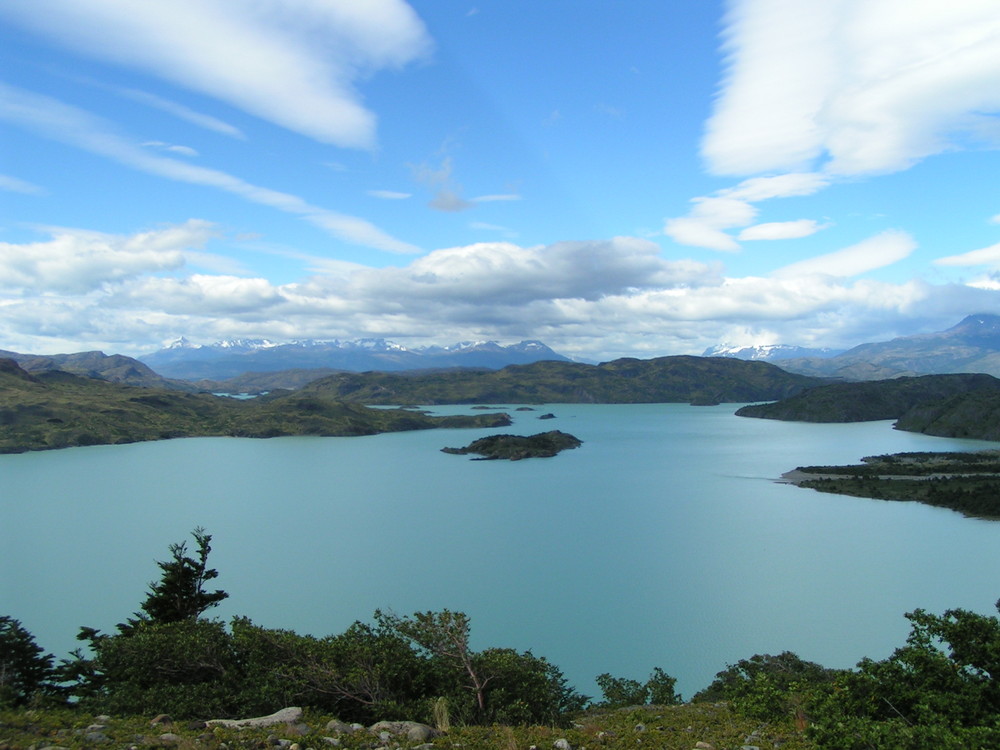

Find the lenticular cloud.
xmin=703 ymin=0 xmax=1000 ymax=176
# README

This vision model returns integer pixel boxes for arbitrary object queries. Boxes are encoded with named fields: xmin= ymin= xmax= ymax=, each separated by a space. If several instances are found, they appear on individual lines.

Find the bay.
xmin=2 ymin=403 xmax=1000 ymax=700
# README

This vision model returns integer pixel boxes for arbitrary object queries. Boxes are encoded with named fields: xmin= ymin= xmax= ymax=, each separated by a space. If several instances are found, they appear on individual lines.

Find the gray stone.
xmin=324 ymin=720 xmax=356 ymax=735
xmin=553 ymin=739 xmax=572 ymax=750
xmin=83 ymin=731 xmax=110 ymax=743
xmin=207 ymin=707 xmax=304 ymax=729
xmin=157 ymin=733 xmax=182 ymax=745
xmin=368 ymin=720 xmax=440 ymax=743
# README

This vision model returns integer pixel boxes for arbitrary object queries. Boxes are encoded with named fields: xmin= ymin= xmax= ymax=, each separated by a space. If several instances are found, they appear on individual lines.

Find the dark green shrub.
xmin=693 ymin=651 xmax=838 ymax=722
xmin=71 ymin=619 xmax=238 ymax=717
xmin=0 ymin=616 xmax=56 ymax=707
xmin=808 ymin=603 xmax=1000 ymax=749
xmin=474 ymin=648 xmax=588 ymax=725
xmin=595 ymin=667 xmax=681 ymax=708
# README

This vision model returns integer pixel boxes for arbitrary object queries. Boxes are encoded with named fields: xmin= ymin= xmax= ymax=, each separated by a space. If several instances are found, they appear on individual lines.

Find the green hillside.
xmin=735 ymin=373 xmax=1000 ymax=428
xmin=300 ymin=355 xmax=823 ymax=404
xmin=0 ymin=359 xmax=508 ymax=454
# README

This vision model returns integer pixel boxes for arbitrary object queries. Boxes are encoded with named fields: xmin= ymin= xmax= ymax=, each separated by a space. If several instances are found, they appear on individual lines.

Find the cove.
xmin=2 ymin=403 xmax=999 ymax=700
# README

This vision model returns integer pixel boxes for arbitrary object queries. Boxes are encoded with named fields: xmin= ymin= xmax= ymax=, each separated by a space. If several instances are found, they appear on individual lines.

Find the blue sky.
xmin=3 ymin=0 xmax=1000 ymax=362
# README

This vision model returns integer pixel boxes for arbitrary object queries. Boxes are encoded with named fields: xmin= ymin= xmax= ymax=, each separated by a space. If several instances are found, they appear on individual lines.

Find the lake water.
xmin=3 ymin=403 xmax=1000 ymax=700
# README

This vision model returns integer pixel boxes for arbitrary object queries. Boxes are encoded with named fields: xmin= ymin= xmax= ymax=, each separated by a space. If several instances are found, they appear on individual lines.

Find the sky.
xmin=3 ymin=0 xmax=1000 ymax=362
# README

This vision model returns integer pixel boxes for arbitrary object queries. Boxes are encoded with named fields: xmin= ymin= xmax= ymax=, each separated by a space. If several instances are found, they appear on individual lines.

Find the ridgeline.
xmin=299 ymin=355 xmax=822 ymax=405
xmin=0 ymin=359 xmax=509 ymax=454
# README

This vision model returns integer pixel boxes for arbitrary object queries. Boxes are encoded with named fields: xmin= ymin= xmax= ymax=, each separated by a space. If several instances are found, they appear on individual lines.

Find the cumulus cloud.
xmin=0 ymin=83 xmax=420 ymax=254
xmin=7 ymin=220 xmax=993 ymax=364
xmin=773 ymin=230 xmax=916 ymax=278
xmin=704 ymin=0 xmax=1000 ymax=176
xmin=0 ymin=220 xmax=213 ymax=294
xmin=0 ymin=0 xmax=431 ymax=148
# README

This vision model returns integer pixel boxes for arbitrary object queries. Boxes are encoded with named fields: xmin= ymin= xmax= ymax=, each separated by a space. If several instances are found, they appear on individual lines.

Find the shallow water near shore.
xmin=3 ymin=403 xmax=1000 ymax=699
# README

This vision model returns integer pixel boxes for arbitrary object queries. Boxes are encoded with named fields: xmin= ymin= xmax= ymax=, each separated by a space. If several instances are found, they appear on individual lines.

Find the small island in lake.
xmin=783 ymin=450 xmax=1000 ymax=519
xmin=442 ymin=430 xmax=582 ymax=460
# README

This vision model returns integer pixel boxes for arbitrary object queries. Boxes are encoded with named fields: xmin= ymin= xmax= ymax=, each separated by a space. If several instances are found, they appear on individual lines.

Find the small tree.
xmin=126 ymin=527 xmax=228 ymax=629
xmin=378 ymin=609 xmax=491 ymax=719
xmin=0 ymin=616 xmax=56 ymax=707
xmin=596 ymin=667 xmax=681 ymax=708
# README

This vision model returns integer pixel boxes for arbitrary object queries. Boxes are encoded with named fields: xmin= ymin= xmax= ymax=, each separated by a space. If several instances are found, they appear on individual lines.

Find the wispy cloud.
xmin=472 ymin=193 xmax=522 ymax=203
xmin=142 ymin=141 xmax=199 ymax=157
xmin=773 ymin=230 xmax=916 ymax=278
xmin=665 ymin=172 xmax=831 ymax=251
xmin=739 ymin=219 xmax=827 ymax=241
xmin=368 ymin=190 xmax=412 ymax=200
xmin=0 ymin=0 xmax=432 ymax=148
xmin=704 ymin=0 xmax=1000 ymax=176
xmin=936 ymin=241 xmax=1000 ymax=268
xmin=0 ymin=174 xmax=45 ymax=195
xmin=114 ymin=87 xmax=245 ymax=139
xmin=0 ymin=83 xmax=420 ymax=254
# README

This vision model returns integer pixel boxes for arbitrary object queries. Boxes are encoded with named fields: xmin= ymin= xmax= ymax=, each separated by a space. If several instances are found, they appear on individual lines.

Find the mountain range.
xmin=140 ymin=338 xmax=571 ymax=380
xmin=708 ymin=314 xmax=1000 ymax=380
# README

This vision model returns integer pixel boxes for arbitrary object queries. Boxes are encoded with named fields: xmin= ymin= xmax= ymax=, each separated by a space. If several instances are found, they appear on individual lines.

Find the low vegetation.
xmin=789 ymin=450 xmax=1000 ymax=518
xmin=6 ymin=529 xmax=1000 ymax=749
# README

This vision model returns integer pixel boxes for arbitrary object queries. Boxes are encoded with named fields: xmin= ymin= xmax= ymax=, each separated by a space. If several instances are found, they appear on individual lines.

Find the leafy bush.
xmin=693 ymin=651 xmax=838 ymax=723
xmin=808 ymin=603 xmax=1000 ymax=749
xmin=595 ymin=667 xmax=681 ymax=708
xmin=69 ymin=618 xmax=238 ymax=717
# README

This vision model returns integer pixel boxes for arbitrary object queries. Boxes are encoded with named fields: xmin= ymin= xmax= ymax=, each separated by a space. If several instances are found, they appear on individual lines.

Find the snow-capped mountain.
xmin=703 ymin=343 xmax=843 ymax=361
xmin=141 ymin=338 xmax=571 ymax=380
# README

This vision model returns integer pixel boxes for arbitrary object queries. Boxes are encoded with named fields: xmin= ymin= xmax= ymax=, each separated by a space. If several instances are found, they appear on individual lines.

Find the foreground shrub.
xmin=0 ymin=616 xmax=56 ymax=707
xmin=808 ymin=603 xmax=1000 ymax=749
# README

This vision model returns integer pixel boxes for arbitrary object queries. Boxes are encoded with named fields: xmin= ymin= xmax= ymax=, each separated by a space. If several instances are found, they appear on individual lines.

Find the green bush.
xmin=0 ymin=616 xmax=56 ymax=707
xmin=693 ymin=651 xmax=838 ymax=722
xmin=595 ymin=667 xmax=681 ymax=708
xmin=70 ymin=619 xmax=238 ymax=717
xmin=808 ymin=603 xmax=1000 ymax=749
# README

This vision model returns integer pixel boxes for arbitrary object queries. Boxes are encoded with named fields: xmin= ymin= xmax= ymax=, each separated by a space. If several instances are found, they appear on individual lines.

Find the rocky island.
xmin=442 ymin=430 xmax=582 ymax=460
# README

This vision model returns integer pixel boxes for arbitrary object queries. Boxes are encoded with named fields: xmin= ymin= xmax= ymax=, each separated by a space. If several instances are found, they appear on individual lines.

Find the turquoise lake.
xmin=3 ymin=403 xmax=1000 ymax=699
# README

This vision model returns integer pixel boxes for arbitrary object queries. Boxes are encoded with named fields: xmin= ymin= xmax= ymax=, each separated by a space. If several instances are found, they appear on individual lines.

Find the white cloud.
xmin=773 ymin=229 xmax=916 ymax=278
xmin=472 ymin=194 xmax=523 ymax=203
xmin=0 ymin=0 xmax=431 ymax=148
xmin=739 ymin=219 xmax=826 ymax=241
xmin=722 ymin=172 xmax=830 ymax=201
xmin=665 ymin=173 xmax=831 ymax=251
xmin=0 ymin=174 xmax=45 ymax=194
xmin=0 ymin=83 xmax=420 ymax=254
xmin=0 ymin=220 xmax=212 ymax=294
xmin=3 ymin=222 xmax=998 ymax=364
xmin=113 ymin=87 xmax=245 ymax=139
xmin=935 ymin=241 xmax=1000 ymax=268
xmin=704 ymin=0 xmax=1000 ymax=176
xmin=142 ymin=141 xmax=199 ymax=157
xmin=368 ymin=190 xmax=412 ymax=200
xmin=664 ymin=196 xmax=757 ymax=251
